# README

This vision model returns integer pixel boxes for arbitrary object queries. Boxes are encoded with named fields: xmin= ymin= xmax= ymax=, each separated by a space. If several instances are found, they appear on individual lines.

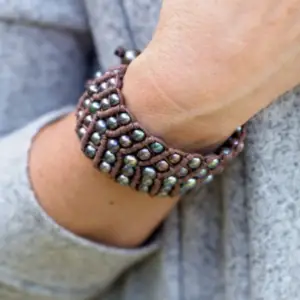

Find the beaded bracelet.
xmin=75 ymin=49 xmax=246 ymax=197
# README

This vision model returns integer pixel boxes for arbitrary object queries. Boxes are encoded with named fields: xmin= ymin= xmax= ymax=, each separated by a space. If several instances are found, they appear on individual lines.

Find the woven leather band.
xmin=75 ymin=62 xmax=246 ymax=197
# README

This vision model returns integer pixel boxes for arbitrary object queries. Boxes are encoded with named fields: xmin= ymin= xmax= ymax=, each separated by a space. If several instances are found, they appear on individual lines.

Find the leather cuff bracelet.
xmin=75 ymin=49 xmax=246 ymax=197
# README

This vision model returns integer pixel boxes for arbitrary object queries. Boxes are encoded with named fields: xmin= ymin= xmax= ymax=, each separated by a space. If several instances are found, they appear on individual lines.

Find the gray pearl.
xmin=236 ymin=126 xmax=242 ymax=133
xmin=90 ymin=132 xmax=101 ymax=145
xmin=94 ymin=71 xmax=103 ymax=78
xmin=139 ymin=185 xmax=149 ymax=193
xmin=83 ymin=98 xmax=91 ymax=108
xmin=231 ymin=139 xmax=239 ymax=147
xmin=109 ymin=93 xmax=120 ymax=106
xmin=156 ymin=160 xmax=169 ymax=172
xmin=99 ymin=82 xmax=108 ymax=91
xmin=84 ymin=115 xmax=93 ymax=126
xmin=123 ymin=50 xmax=139 ymax=64
xmin=101 ymin=98 xmax=110 ymax=110
xmin=158 ymin=191 xmax=169 ymax=197
xmin=203 ymin=174 xmax=214 ymax=184
xmin=88 ymin=84 xmax=98 ymax=94
xmin=85 ymin=145 xmax=96 ymax=158
xmin=141 ymin=178 xmax=153 ymax=186
xmin=132 ymin=129 xmax=145 ymax=142
xmin=108 ymin=78 xmax=117 ymax=87
xmin=208 ymin=158 xmax=219 ymax=169
xmin=221 ymin=148 xmax=231 ymax=156
xmin=122 ymin=165 xmax=135 ymax=177
xmin=77 ymin=110 xmax=84 ymax=118
xmin=182 ymin=178 xmax=197 ymax=190
xmin=95 ymin=120 xmax=107 ymax=134
xmin=118 ymin=113 xmax=131 ymax=125
xmin=107 ymin=139 xmax=120 ymax=153
xmin=169 ymin=154 xmax=181 ymax=164
xmin=137 ymin=148 xmax=151 ymax=160
xmin=77 ymin=127 xmax=86 ymax=139
xmin=89 ymin=102 xmax=101 ymax=113
xmin=196 ymin=168 xmax=208 ymax=178
xmin=107 ymin=117 xmax=118 ymax=129
xmin=150 ymin=142 xmax=164 ymax=154
xmin=143 ymin=167 xmax=156 ymax=179
xmin=99 ymin=162 xmax=111 ymax=173
xmin=124 ymin=155 xmax=138 ymax=167
xmin=188 ymin=158 xmax=201 ymax=169
xmin=104 ymin=151 xmax=116 ymax=163
xmin=117 ymin=175 xmax=130 ymax=186
xmin=178 ymin=167 xmax=188 ymax=177
xmin=160 ymin=185 xmax=172 ymax=192
xmin=119 ymin=135 xmax=132 ymax=147
xmin=164 ymin=176 xmax=177 ymax=186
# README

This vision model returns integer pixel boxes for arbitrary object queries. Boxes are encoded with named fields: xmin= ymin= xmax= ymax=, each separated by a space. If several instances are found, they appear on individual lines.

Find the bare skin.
xmin=29 ymin=0 xmax=300 ymax=247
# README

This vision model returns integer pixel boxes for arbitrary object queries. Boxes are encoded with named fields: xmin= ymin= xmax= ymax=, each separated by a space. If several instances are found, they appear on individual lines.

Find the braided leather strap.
xmin=75 ymin=65 xmax=246 ymax=197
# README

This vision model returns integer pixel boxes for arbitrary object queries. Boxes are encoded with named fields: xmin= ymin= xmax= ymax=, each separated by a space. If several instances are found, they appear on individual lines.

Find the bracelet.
xmin=75 ymin=49 xmax=246 ymax=197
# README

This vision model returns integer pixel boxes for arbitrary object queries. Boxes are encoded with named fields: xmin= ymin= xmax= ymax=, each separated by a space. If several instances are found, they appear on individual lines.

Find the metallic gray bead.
xmin=203 ymin=174 xmax=214 ymax=184
xmin=150 ymin=142 xmax=164 ymax=154
xmin=142 ymin=177 xmax=153 ymax=186
xmin=85 ymin=145 xmax=96 ymax=158
xmin=236 ymin=126 xmax=242 ymax=133
xmin=139 ymin=185 xmax=149 ymax=193
xmin=90 ymin=132 xmax=101 ymax=145
xmin=122 ymin=165 xmax=135 ymax=177
xmin=88 ymin=84 xmax=98 ymax=94
xmin=84 ymin=115 xmax=93 ymax=126
xmin=104 ymin=151 xmax=116 ymax=164
xmin=118 ymin=113 xmax=131 ymax=125
xmin=221 ymin=148 xmax=231 ymax=156
xmin=178 ymin=167 xmax=189 ymax=177
xmin=208 ymin=158 xmax=219 ymax=169
xmin=158 ymin=191 xmax=169 ymax=197
xmin=119 ymin=135 xmax=132 ymax=147
xmin=99 ymin=162 xmax=111 ymax=173
xmin=164 ymin=176 xmax=177 ymax=186
xmin=137 ymin=148 xmax=151 ymax=160
xmin=169 ymin=153 xmax=181 ymax=164
xmin=132 ymin=129 xmax=145 ymax=142
xmin=196 ymin=168 xmax=208 ymax=178
xmin=117 ymin=175 xmax=130 ymax=186
xmin=161 ymin=185 xmax=172 ymax=192
xmin=99 ymin=82 xmax=108 ymax=91
xmin=108 ymin=78 xmax=117 ymax=86
xmin=83 ymin=98 xmax=91 ymax=108
xmin=89 ymin=101 xmax=101 ymax=113
xmin=156 ymin=160 xmax=169 ymax=172
xmin=231 ymin=139 xmax=239 ymax=147
xmin=95 ymin=120 xmax=107 ymax=134
xmin=123 ymin=50 xmax=139 ymax=64
xmin=188 ymin=158 xmax=201 ymax=169
xmin=182 ymin=178 xmax=197 ymax=190
xmin=101 ymin=98 xmax=110 ymax=110
xmin=107 ymin=139 xmax=120 ymax=153
xmin=77 ymin=127 xmax=86 ymax=139
xmin=77 ymin=110 xmax=84 ymax=118
xmin=143 ymin=167 xmax=156 ymax=179
xmin=94 ymin=71 xmax=103 ymax=78
xmin=109 ymin=93 xmax=120 ymax=106
xmin=124 ymin=155 xmax=138 ymax=167
xmin=107 ymin=117 xmax=118 ymax=129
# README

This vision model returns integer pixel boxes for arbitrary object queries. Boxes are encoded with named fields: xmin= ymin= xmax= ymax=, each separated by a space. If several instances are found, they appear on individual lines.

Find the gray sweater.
xmin=0 ymin=1 xmax=300 ymax=299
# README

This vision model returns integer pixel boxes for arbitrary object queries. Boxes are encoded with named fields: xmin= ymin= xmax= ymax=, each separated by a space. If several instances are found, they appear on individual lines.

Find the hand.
xmin=124 ymin=0 xmax=300 ymax=150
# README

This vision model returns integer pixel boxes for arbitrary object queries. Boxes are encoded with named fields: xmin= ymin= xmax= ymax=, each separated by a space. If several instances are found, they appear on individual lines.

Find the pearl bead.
xmin=150 ymin=142 xmax=164 ymax=154
xmin=139 ymin=185 xmax=149 ymax=193
xmin=119 ymin=135 xmax=132 ymax=147
xmin=236 ymin=126 xmax=242 ymax=133
xmin=101 ymin=98 xmax=110 ymax=110
xmin=182 ymin=178 xmax=197 ymax=190
xmin=83 ymin=98 xmax=91 ymax=108
xmin=169 ymin=154 xmax=181 ymax=164
xmin=196 ymin=168 xmax=208 ymax=178
xmin=85 ymin=145 xmax=96 ymax=158
xmin=99 ymin=162 xmax=111 ymax=173
xmin=203 ymin=174 xmax=214 ymax=184
xmin=118 ymin=113 xmax=131 ymax=125
xmin=208 ymin=159 xmax=219 ymax=169
xmin=89 ymin=102 xmax=101 ymax=113
xmin=117 ymin=175 xmax=130 ymax=186
xmin=94 ymin=71 xmax=103 ymax=78
xmin=132 ymin=129 xmax=145 ymax=142
xmin=95 ymin=120 xmax=107 ymax=134
xmin=158 ymin=191 xmax=169 ymax=197
xmin=164 ymin=176 xmax=177 ymax=186
xmin=178 ymin=167 xmax=188 ymax=177
xmin=137 ymin=148 xmax=151 ymax=160
xmin=104 ymin=151 xmax=116 ymax=164
xmin=77 ymin=110 xmax=84 ymax=118
xmin=143 ymin=167 xmax=156 ymax=179
xmin=99 ymin=82 xmax=108 ymax=91
xmin=88 ymin=84 xmax=98 ymax=94
xmin=109 ymin=94 xmax=120 ymax=106
xmin=124 ymin=155 xmax=138 ymax=167
xmin=77 ymin=127 xmax=86 ymax=139
xmin=231 ymin=139 xmax=239 ymax=147
xmin=142 ymin=178 xmax=153 ymax=186
xmin=188 ymin=158 xmax=201 ymax=169
xmin=90 ymin=132 xmax=101 ymax=145
xmin=156 ymin=160 xmax=169 ymax=172
xmin=107 ymin=139 xmax=120 ymax=153
xmin=237 ymin=142 xmax=244 ymax=152
xmin=108 ymin=78 xmax=117 ymax=86
xmin=84 ymin=115 xmax=93 ymax=126
xmin=107 ymin=117 xmax=118 ymax=129
xmin=222 ymin=148 xmax=231 ymax=156
xmin=123 ymin=50 xmax=139 ymax=64
xmin=122 ymin=165 xmax=135 ymax=177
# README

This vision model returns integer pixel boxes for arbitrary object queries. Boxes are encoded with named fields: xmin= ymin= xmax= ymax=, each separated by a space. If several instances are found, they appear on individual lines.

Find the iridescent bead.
xmin=196 ymin=168 xmax=208 ymax=178
xmin=169 ymin=154 xmax=181 ymax=164
xmin=122 ymin=165 xmax=135 ymax=177
xmin=94 ymin=71 xmax=103 ymax=78
xmin=188 ymin=158 xmax=201 ymax=169
xmin=203 ymin=174 xmax=214 ymax=184
xmin=221 ymin=148 xmax=231 ymax=156
xmin=101 ymin=98 xmax=110 ymax=110
xmin=156 ymin=160 xmax=169 ymax=172
xmin=108 ymin=78 xmax=117 ymax=86
xmin=132 ymin=130 xmax=145 ymax=142
xmin=84 ymin=115 xmax=93 ymax=126
xmin=83 ymin=98 xmax=91 ymax=108
xmin=77 ymin=127 xmax=86 ymax=139
xmin=208 ymin=158 xmax=219 ymax=169
xmin=137 ymin=148 xmax=151 ymax=160
xmin=118 ymin=113 xmax=131 ymax=125
xmin=104 ymin=151 xmax=116 ymax=163
xmin=89 ymin=101 xmax=101 ymax=113
xmin=141 ymin=178 xmax=153 ymax=186
xmin=182 ymin=178 xmax=197 ymax=190
xmin=117 ymin=175 xmax=130 ymax=186
xmin=106 ymin=117 xmax=118 ymax=129
xmin=124 ymin=155 xmax=138 ymax=167
xmin=236 ymin=126 xmax=242 ymax=133
xmin=164 ymin=176 xmax=177 ymax=186
xmin=143 ymin=167 xmax=156 ymax=179
xmin=85 ymin=145 xmax=96 ymax=158
xmin=139 ymin=185 xmax=149 ymax=193
xmin=123 ymin=50 xmax=139 ymax=64
xmin=119 ymin=135 xmax=132 ymax=147
xmin=231 ymin=139 xmax=239 ymax=147
xmin=88 ymin=84 xmax=98 ymax=94
xmin=178 ymin=167 xmax=188 ymax=177
xmin=150 ymin=142 xmax=164 ymax=154
xmin=77 ymin=110 xmax=84 ymax=118
xmin=99 ymin=162 xmax=111 ymax=173
xmin=99 ymin=82 xmax=108 ymax=91
xmin=90 ymin=132 xmax=101 ymax=145
xmin=109 ymin=93 xmax=120 ymax=106
xmin=107 ymin=139 xmax=120 ymax=153
xmin=95 ymin=120 xmax=107 ymax=134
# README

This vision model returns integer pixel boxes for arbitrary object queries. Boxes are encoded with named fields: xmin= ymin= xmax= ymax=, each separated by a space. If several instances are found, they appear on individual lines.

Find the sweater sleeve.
xmin=0 ymin=108 xmax=158 ymax=300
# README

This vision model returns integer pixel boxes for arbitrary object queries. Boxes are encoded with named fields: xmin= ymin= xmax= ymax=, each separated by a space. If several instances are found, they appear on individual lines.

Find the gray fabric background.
xmin=0 ymin=0 xmax=299 ymax=299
